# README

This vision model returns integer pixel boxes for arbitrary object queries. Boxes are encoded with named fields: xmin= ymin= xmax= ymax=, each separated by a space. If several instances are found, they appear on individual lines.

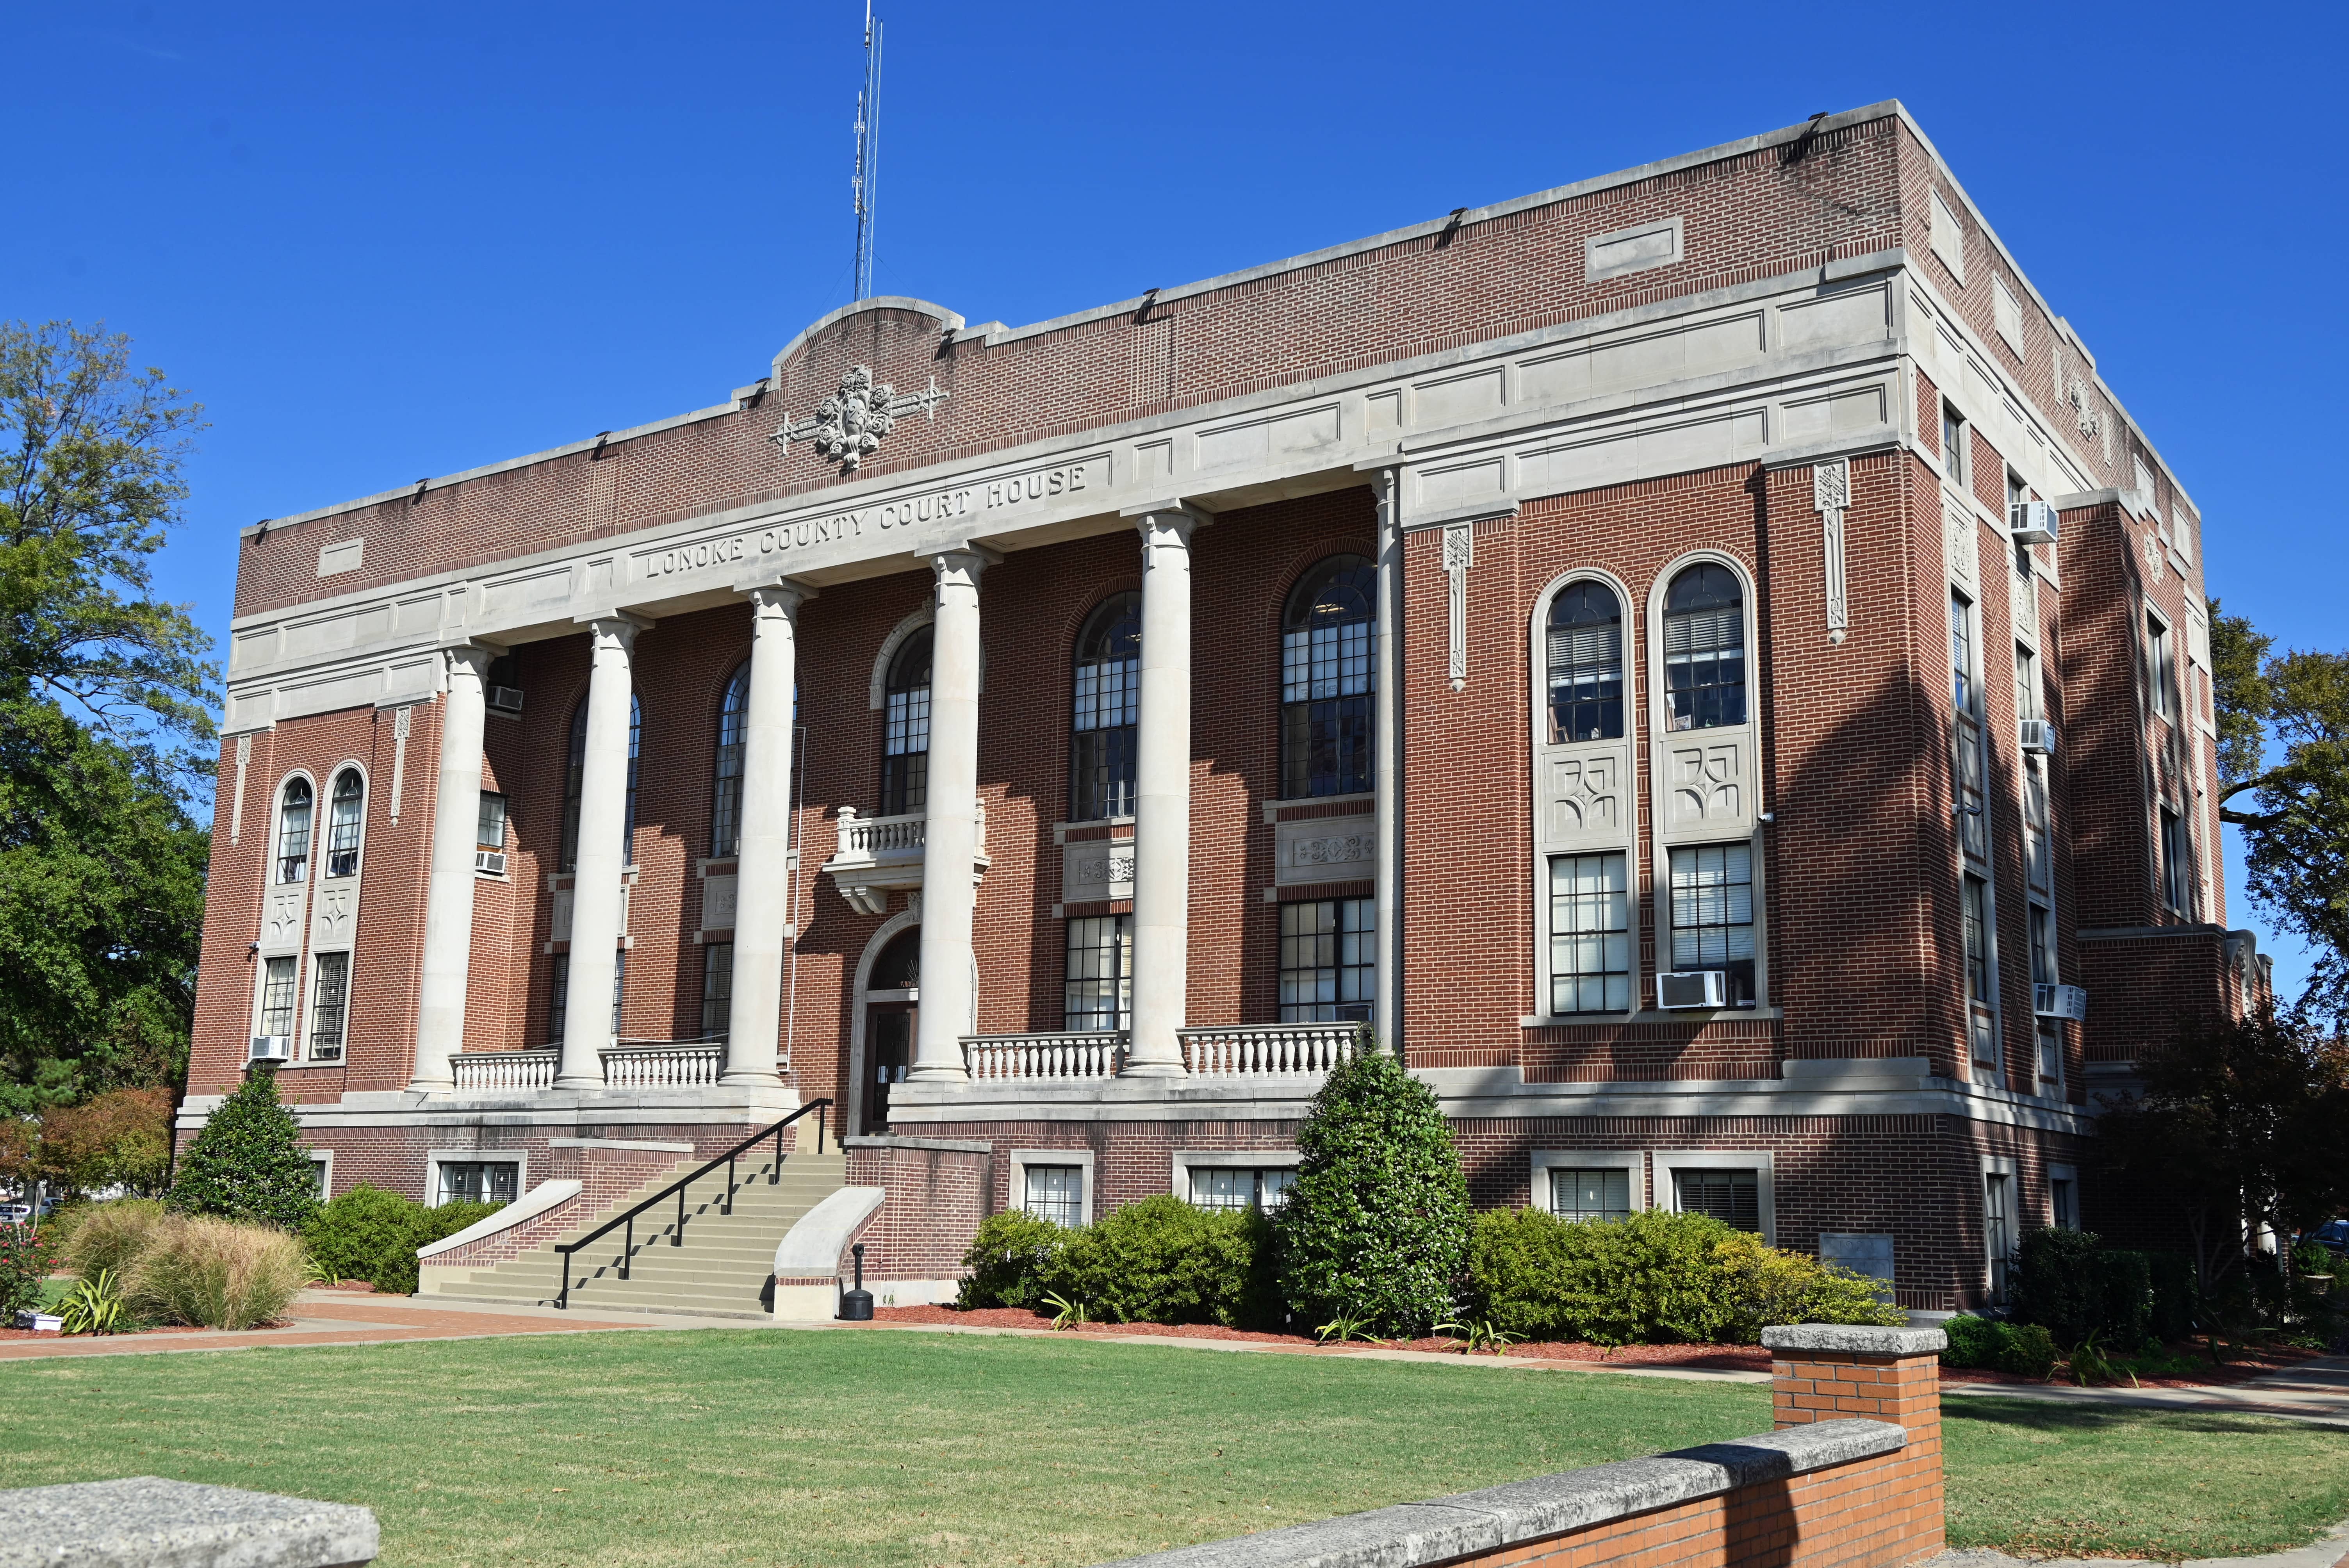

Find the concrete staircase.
xmin=432 ymin=1144 xmax=847 ymax=1320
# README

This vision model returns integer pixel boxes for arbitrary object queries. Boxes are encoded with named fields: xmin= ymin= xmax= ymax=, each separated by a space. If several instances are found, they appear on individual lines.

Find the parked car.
xmin=2306 ymin=1219 xmax=2349 ymax=1258
xmin=0 ymin=1203 xmax=30 ymax=1224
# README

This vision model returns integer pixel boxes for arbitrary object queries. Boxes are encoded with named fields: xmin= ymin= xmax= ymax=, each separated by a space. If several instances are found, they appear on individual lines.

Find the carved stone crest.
xmin=773 ymin=366 xmax=949 ymax=473
xmin=2066 ymin=379 xmax=2101 ymax=439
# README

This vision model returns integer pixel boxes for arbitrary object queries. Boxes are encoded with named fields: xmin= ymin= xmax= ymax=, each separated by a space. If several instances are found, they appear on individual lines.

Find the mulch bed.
xmin=871 ymin=1305 xmax=1770 ymax=1370
xmin=873 ymin=1307 xmax=2338 ymax=1388
xmin=1944 ymin=1337 xmax=2336 ymax=1390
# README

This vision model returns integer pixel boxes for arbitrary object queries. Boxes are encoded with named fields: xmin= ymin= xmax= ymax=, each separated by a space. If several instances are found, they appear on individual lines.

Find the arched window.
xmin=558 ymin=692 xmax=642 ymax=873
xmin=1280 ymin=556 xmax=1376 ymax=799
xmin=870 ymin=928 xmax=921 ymax=989
xmin=1071 ymin=593 xmax=1141 ymax=821
xmin=323 ymin=769 xmax=365 ymax=878
xmin=881 ymin=627 xmax=932 ymax=817
xmin=1662 ymin=564 xmax=1746 ymax=732
xmin=1547 ymin=582 xmax=1625 ymax=742
xmin=711 ymin=662 xmax=750 ymax=858
xmin=274 ymin=778 xmax=314 ymax=884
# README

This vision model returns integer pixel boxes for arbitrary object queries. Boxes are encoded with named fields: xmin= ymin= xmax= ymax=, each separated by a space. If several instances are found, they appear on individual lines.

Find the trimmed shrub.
xmin=125 ymin=1215 xmax=305 ymax=1329
xmin=2096 ymin=1249 xmax=2155 ymax=1348
xmin=168 ymin=1075 xmax=319 ymax=1230
xmin=956 ymin=1210 xmax=1069 ymax=1310
xmin=1711 ymin=1231 xmax=1907 ymax=1341
xmin=2009 ymin=1226 xmax=2107 ymax=1347
xmin=303 ymin=1186 xmax=504 ymax=1295
xmin=1044 ymin=1196 xmax=1276 ymax=1328
xmin=1941 ymin=1313 xmax=2060 ymax=1379
xmin=2147 ymin=1253 xmax=2199 ymax=1341
xmin=1463 ymin=1208 xmax=1902 ymax=1346
xmin=1273 ymin=1050 xmax=1469 ymax=1336
xmin=60 ymin=1198 xmax=169 ymax=1282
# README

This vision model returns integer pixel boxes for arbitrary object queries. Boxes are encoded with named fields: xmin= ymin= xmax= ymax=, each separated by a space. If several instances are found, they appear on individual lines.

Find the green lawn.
xmin=1943 ymin=1396 xmax=2349 ymax=1562
xmin=0 ymin=1332 xmax=2341 ymax=1567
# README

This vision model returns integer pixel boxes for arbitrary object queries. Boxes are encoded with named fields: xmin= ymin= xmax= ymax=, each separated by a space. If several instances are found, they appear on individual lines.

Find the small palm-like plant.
xmin=1041 ymin=1290 xmax=1089 ymax=1331
xmin=1314 ymin=1308 xmax=1385 ymax=1345
xmin=59 ymin=1269 xmax=131 ymax=1336
xmin=1435 ymin=1317 xmax=1523 ymax=1356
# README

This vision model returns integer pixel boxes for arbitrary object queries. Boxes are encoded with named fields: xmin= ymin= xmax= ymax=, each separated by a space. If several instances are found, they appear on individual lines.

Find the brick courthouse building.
xmin=184 ymin=102 xmax=2262 ymax=1313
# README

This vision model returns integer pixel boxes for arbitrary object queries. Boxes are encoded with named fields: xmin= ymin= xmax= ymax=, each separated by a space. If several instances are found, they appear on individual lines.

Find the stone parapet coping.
xmin=1098 ymin=1420 xmax=1903 ymax=1568
xmin=416 ymin=1178 xmax=579 ymax=1261
xmin=0 ymin=1476 xmax=379 ymax=1568
xmin=842 ymin=1135 xmax=994 ymax=1154
xmin=1762 ymin=1324 xmax=1949 ymax=1356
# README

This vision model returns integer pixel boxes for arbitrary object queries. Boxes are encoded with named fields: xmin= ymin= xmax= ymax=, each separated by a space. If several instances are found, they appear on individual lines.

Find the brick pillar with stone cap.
xmin=1763 ymin=1324 xmax=1949 ymax=1566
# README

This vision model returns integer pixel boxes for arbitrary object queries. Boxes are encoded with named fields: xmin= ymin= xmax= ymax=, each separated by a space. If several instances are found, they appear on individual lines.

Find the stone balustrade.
xmin=962 ymin=1032 xmax=1126 ymax=1080
xmin=449 ymin=1049 xmax=558 ymax=1092
xmin=1179 ymin=1021 xmax=1367 ymax=1076
xmin=600 ymin=1041 xmax=725 ymax=1088
xmin=824 ymin=803 xmax=988 ymax=916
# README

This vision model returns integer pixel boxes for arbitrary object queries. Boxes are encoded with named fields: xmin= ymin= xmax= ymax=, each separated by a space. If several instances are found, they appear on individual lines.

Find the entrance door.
xmin=864 ymin=1002 xmax=914 ymax=1133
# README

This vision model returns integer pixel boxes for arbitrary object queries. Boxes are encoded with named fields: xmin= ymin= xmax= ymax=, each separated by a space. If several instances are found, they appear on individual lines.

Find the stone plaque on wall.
xmin=702 ymin=874 xmax=738 ymax=933
xmin=1061 ymin=841 xmax=1135 ymax=905
xmin=1274 ymin=813 xmax=1376 ymax=887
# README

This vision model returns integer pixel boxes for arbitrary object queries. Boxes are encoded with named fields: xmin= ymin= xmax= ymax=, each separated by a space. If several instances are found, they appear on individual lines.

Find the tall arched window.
xmin=711 ymin=662 xmax=750 ymax=857
xmin=274 ymin=778 xmax=314 ymax=884
xmin=1547 ymin=582 xmax=1625 ymax=742
xmin=558 ymin=692 xmax=642 ymax=872
xmin=1071 ymin=593 xmax=1141 ymax=821
xmin=1662 ymin=564 xmax=1746 ymax=732
xmin=323 ymin=769 xmax=365 ymax=878
xmin=1280 ymin=556 xmax=1376 ymax=799
xmin=881 ymin=627 xmax=932 ymax=817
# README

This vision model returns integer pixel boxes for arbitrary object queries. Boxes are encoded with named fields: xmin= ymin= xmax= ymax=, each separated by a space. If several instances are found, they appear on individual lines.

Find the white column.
xmin=410 ymin=643 xmax=495 ymax=1091
xmin=725 ymin=580 xmax=813 ymax=1085
xmin=909 ymin=547 xmax=994 ymax=1081
xmin=1373 ymin=470 xmax=1404 ymax=1055
xmin=556 ymin=615 xmax=643 ymax=1090
xmin=1126 ymin=506 xmax=1205 ymax=1076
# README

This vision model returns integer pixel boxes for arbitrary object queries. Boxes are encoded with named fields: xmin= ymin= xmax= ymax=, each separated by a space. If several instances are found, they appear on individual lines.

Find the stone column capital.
xmin=1123 ymin=501 xmax=1213 ymax=549
xmin=918 ymin=543 xmax=1003 ymax=592
xmin=576 ymin=611 xmax=652 ymax=654
xmin=734 ymin=573 xmax=820 ymax=617
xmin=440 ymin=641 xmax=501 ymax=682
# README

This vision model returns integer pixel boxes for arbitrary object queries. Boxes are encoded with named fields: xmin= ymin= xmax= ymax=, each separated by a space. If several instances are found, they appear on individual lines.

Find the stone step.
xmin=437 ymin=1136 xmax=850 ymax=1317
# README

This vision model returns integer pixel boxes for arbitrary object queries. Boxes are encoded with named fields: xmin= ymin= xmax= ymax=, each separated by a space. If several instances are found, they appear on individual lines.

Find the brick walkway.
xmin=1943 ymin=1354 xmax=2349 ymax=1428
xmin=0 ymin=1292 xmax=756 ymax=1361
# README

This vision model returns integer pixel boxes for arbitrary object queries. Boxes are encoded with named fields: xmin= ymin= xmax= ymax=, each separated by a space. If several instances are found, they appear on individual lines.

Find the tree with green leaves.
xmin=2210 ymin=602 xmax=2349 ymax=1025
xmin=2096 ymin=1007 xmax=2349 ymax=1296
xmin=1 ymin=321 xmax=216 ymax=1115
xmin=168 ymin=1073 xmax=319 ymax=1231
xmin=1273 ymin=1049 xmax=1470 ymax=1336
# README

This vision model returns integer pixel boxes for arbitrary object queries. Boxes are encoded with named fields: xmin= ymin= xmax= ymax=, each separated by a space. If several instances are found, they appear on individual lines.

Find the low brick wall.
xmin=839 ymin=1135 xmax=992 ymax=1297
xmin=1098 ymin=1326 xmax=1946 ymax=1568
xmin=419 ymin=1143 xmax=690 ymax=1285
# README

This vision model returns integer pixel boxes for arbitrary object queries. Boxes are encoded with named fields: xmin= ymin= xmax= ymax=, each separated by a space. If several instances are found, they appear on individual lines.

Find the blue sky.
xmin=9 ymin=0 xmax=2343 ymax=993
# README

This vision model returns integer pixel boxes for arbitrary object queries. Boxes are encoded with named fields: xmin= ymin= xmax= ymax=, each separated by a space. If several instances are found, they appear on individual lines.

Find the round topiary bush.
xmin=168 ymin=1073 xmax=319 ymax=1231
xmin=1273 ymin=1049 xmax=1469 ymax=1336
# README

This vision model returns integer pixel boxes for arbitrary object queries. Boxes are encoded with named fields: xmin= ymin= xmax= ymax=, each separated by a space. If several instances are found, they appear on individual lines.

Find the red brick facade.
xmin=188 ymin=103 xmax=2248 ymax=1314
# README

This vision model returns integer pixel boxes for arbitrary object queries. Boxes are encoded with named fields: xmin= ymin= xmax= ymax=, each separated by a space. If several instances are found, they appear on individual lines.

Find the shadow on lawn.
xmin=1947 ymin=1395 xmax=2328 ymax=1437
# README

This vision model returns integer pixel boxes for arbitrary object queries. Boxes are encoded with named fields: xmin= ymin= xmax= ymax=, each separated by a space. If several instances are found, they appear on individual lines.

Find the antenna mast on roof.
xmin=851 ymin=0 xmax=882 ymax=302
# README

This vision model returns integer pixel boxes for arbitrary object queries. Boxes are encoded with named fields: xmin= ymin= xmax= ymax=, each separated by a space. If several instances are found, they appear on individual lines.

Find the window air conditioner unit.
xmin=1656 ymin=971 xmax=1728 ymax=1010
xmin=2033 ymin=983 xmax=2089 ymax=1022
xmin=2018 ymin=719 xmax=2057 ymax=757
xmin=2009 ymin=500 xmax=2058 ymax=545
xmin=487 ymin=686 xmax=525 ymax=715
xmin=249 ymin=1035 xmax=292 ymax=1064
xmin=474 ymin=850 xmax=508 ymax=876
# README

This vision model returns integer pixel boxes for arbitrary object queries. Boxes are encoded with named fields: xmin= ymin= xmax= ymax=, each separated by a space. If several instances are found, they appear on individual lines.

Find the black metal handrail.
xmin=553 ymin=1099 xmax=831 ymax=1310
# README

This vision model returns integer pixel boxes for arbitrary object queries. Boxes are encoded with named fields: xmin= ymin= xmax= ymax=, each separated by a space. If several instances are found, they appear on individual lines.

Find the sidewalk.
xmin=1926 ymin=1520 xmax=2349 ymax=1568
xmin=1944 ymin=1354 xmax=2349 ymax=1428
xmin=0 ymin=1291 xmax=766 ymax=1361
